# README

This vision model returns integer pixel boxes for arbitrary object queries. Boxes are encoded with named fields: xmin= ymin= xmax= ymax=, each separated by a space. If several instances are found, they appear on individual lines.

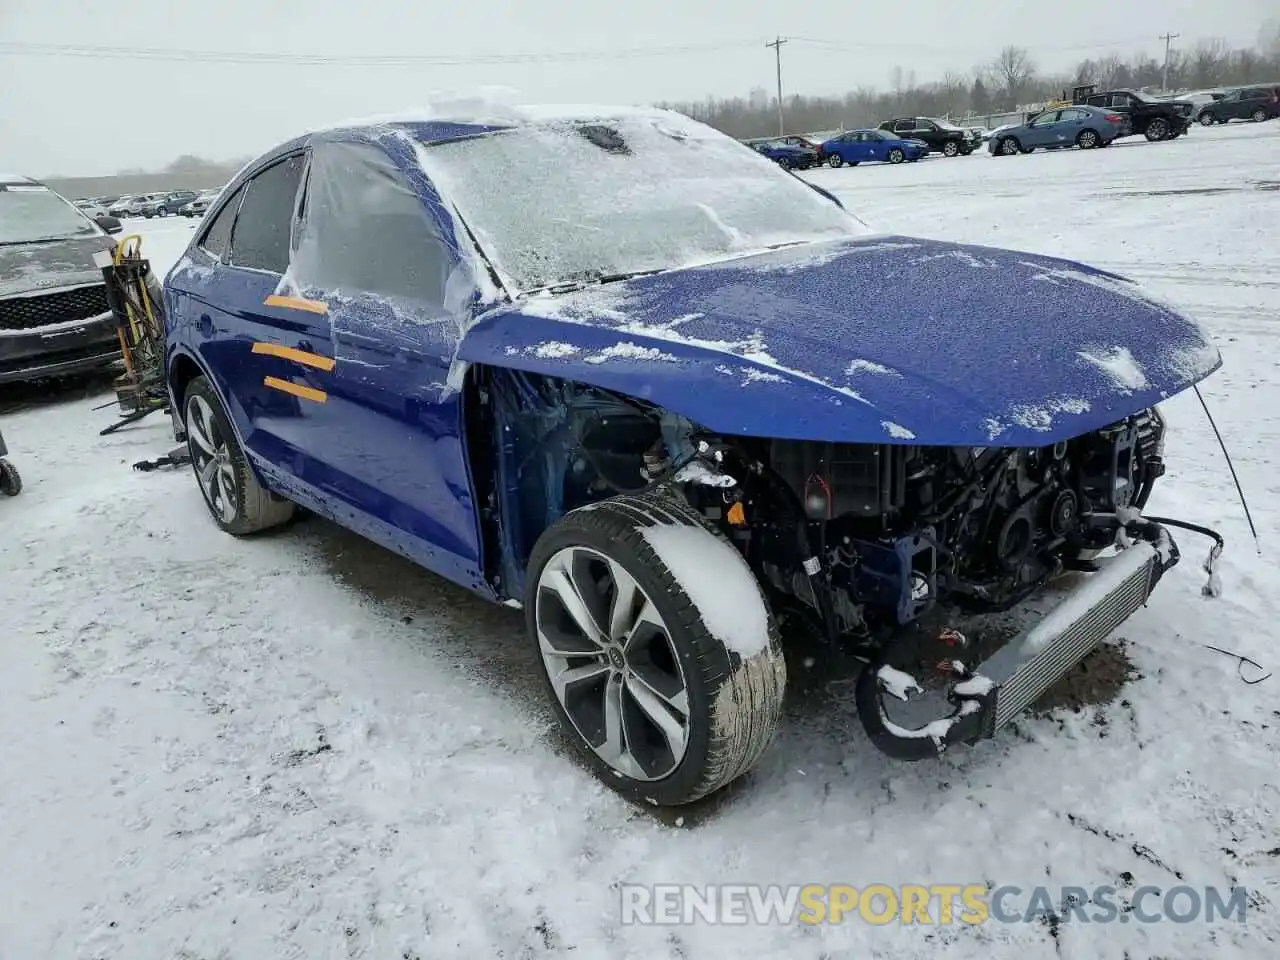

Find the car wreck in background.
xmin=163 ymin=106 xmax=1221 ymax=806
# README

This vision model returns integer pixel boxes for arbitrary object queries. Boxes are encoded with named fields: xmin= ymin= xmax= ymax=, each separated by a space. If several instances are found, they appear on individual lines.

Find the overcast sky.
xmin=0 ymin=0 xmax=1271 ymax=176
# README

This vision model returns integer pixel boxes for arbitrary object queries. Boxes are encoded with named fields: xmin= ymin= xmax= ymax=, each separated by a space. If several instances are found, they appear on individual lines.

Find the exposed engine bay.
xmin=469 ymin=368 xmax=1168 ymax=647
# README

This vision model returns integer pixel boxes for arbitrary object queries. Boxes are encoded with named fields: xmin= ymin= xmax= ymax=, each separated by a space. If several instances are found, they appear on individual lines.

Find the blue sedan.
xmin=988 ymin=105 xmax=1126 ymax=155
xmin=821 ymin=129 xmax=929 ymax=167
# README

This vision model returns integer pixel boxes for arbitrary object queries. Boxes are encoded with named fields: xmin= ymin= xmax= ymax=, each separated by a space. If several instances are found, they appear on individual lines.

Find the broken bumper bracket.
xmin=856 ymin=518 xmax=1182 ymax=760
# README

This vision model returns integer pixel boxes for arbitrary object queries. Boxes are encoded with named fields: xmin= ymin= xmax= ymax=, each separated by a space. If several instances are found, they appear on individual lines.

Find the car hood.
xmin=0 ymin=235 xmax=113 ymax=299
xmin=459 ymin=235 xmax=1221 ymax=447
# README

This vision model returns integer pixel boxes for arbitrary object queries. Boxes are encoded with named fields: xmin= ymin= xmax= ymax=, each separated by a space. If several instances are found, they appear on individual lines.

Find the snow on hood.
xmin=0 ymin=235 xmax=113 ymax=298
xmin=459 ymin=234 xmax=1221 ymax=447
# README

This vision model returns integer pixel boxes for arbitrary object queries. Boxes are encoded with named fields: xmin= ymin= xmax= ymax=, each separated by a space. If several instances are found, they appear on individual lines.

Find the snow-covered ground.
xmin=2 ymin=122 xmax=1278 ymax=959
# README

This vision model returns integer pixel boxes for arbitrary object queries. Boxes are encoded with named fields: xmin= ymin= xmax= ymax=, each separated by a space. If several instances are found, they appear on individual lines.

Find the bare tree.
xmin=1191 ymin=38 xmax=1229 ymax=87
xmin=993 ymin=46 xmax=1037 ymax=105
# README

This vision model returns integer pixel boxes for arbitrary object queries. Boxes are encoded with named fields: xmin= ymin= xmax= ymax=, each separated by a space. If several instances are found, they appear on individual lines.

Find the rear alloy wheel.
xmin=1145 ymin=118 xmax=1170 ymax=141
xmin=1198 ymin=112 xmax=1215 ymax=126
xmin=1252 ymin=109 xmax=1268 ymax=123
xmin=184 ymin=375 xmax=294 ymax=536
xmin=942 ymin=140 xmax=960 ymax=157
xmin=888 ymin=148 xmax=906 ymax=164
xmin=827 ymin=154 xmax=843 ymax=168
xmin=527 ymin=493 xmax=786 ymax=806
xmin=999 ymin=136 xmax=1020 ymax=156
xmin=1077 ymin=129 xmax=1100 ymax=149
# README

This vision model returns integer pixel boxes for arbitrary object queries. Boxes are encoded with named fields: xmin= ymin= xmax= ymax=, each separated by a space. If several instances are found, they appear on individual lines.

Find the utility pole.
xmin=1160 ymin=32 xmax=1180 ymax=93
xmin=765 ymin=35 xmax=787 ymax=135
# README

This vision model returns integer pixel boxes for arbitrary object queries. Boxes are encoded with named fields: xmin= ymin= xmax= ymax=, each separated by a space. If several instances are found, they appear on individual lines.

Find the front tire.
xmin=942 ymin=140 xmax=960 ymax=157
xmin=827 ymin=154 xmax=843 ymax=168
xmin=184 ymin=376 xmax=294 ymax=535
xmin=157 ymin=206 xmax=168 ymax=217
xmin=1198 ymin=111 xmax=1215 ymax=127
xmin=526 ymin=493 xmax=786 ymax=806
xmin=888 ymin=148 xmax=905 ymax=164
xmin=1145 ymin=118 xmax=1170 ymax=141
xmin=998 ymin=136 xmax=1020 ymax=156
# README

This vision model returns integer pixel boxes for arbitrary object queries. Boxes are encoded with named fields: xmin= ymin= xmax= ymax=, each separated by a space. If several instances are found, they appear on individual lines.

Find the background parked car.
xmin=822 ymin=129 xmax=929 ymax=167
xmin=0 ymin=176 xmax=123 ymax=383
xmin=879 ymin=117 xmax=980 ymax=156
xmin=989 ymin=105 xmax=1125 ymax=155
xmin=1196 ymin=85 xmax=1280 ymax=125
xmin=140 ymin=191 xmax=198 ymax=218
xmin=743 ymin=137 xmax=819 ymax=170
xmin=179 ymin=190 xmax=220 ymax=218
xmin=1077 ymin=86 xmax=1193 ymax=141
xmin=73 ymin=199 xmax=107 ymax=219
xmin=107 ymin=196 xmax=138 ymax=217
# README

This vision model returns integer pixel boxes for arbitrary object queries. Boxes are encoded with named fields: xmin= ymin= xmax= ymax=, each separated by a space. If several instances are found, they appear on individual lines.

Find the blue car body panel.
xmin=458 ymin=235 xmax=1220 ymax=447
xmin=821 ymin=132 xmax=929 ymax=164
xmin=165 ymin=118 xmax=1220 ymax=604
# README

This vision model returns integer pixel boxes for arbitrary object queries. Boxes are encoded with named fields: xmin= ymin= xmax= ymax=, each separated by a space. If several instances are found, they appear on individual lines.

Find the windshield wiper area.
xmin=522 ymin=268 xmax=662 ymax=297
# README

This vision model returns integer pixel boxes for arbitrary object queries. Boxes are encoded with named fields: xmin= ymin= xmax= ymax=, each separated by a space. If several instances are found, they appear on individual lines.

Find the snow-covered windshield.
xmin=0 ymin=186 xmax=98 ymax=244
xmin=415 ymin=115 xmax=867 ymax=292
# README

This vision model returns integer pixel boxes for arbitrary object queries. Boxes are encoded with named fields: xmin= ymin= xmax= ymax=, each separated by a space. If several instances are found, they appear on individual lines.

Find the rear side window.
xmin=198 ymin=184 xmax=244 ymax=260
xmin=289 ymin=140 xmax=452 ymax=306
xmin=229 ymin=154 xmax=306 ymax=274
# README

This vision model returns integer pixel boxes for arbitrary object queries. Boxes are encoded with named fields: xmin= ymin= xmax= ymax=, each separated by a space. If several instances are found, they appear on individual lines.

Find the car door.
xmin=1056 ymin=108 xmax=1088 ymax=143
xmin=280 ymin=137 xmax=485 ymax=581
xmin=1219 ymin=89 xmax=1245 ymax=120
xmin=1025 ymin=110 xmax=1061 ymax=146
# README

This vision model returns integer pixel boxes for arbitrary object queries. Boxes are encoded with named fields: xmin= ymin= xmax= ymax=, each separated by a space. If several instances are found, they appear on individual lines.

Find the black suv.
xmin=1195 ymin=85 xmax=1280 ymax=125
xmin=1074 ymin=86 xmax=1193 ymax=141
xmin=878 ymin=118 xmax=979 ymax=156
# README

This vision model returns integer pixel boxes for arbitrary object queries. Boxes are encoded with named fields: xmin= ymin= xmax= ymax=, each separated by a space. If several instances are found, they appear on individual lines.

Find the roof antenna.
xmin=1195 ymin=383 xmax=1260 ymax=553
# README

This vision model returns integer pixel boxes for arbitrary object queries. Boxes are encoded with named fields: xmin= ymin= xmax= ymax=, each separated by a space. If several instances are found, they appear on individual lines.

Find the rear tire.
xmin=183 ymin=376 xmax=294 ymax=535
xmin=0 ymin=459 xmax=21 ymax=497
xmin=1076 ymin=129 xmax=1101 ymax=149
xmin=1252 ymin=109 xmax=1268 ymax=123
xmin=525 ymin=492 xmax=786 ymax=806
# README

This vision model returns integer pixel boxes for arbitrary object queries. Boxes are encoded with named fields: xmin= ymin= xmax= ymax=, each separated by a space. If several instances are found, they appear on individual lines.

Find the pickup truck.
xmin=878 ymin=118 xmax=981 ymax=156
xmin=1069 ymin=85 xmax=1194 ymax=141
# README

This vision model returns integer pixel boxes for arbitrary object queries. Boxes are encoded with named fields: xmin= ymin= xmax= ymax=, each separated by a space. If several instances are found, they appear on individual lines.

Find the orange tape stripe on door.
xmin=251 ymin=341 xmax=336 ymax=371
xmin=263 ymin=294 xmax=329 ymax=315
xmin=263 ymin=376 xmax=327 ymax=403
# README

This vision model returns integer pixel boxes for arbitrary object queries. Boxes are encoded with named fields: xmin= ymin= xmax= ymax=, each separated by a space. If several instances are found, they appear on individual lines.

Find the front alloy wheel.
xmin=536 ymin=546 xmax=691 ymax=782
xmin=526 ymin=494 xmax=786 ymax=805
xmin=888 ymin=148 xmax=906 ymax=164
xmin=1000 ymin=137 xmax=1020 ymax=156
xmin=1145 ymin=118 xmax=1170 ymax=141
xmin=1198 ymin=112 xmax=1215 ymax=126
xmin=943 ymin=141 xmax=960 ymax=157
xmin=827 ymin=154 xmax=843 ymax=168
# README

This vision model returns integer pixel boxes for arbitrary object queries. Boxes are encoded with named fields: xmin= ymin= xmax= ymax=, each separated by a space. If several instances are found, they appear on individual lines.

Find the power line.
xmin=0 ymin=39 xmax=758 ymax=67
xmin=788 ymin=35 xmax=1167 ymax=56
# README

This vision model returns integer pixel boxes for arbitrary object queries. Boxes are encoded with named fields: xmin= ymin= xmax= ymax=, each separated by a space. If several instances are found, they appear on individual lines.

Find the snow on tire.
xmin=525 ymin=491 xmax=786 ymax=806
